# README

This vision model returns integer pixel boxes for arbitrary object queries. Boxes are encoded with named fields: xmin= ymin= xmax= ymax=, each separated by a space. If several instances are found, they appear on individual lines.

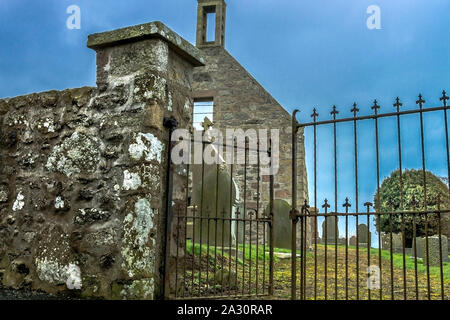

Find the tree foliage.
xmin=374 ymin=169 xmax=450 ymax=243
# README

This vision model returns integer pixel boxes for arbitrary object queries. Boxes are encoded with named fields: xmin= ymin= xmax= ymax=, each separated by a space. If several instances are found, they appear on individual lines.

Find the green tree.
xmin=374 ymin=169 xmax=450 ymax=245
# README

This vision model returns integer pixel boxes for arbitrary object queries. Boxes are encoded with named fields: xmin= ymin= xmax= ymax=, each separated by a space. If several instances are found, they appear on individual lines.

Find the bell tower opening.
xmin=196 ymin=0 xmax=226 ymax=48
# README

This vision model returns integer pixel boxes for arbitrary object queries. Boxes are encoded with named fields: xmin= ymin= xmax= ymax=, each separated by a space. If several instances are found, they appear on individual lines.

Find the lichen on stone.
xmin=121 ymin=197 xmax=156 ymax=278
xmin=74 ymin=208 xmax=111 ymax=225
xmin=128 ymin=132 xmax=162 ymax=163
xmin=12 ymin=191 xmax=25 ymax=211
xmin=46 ymin=132 xmax=101 ymax=176
xmin=120 ymin=278 xmax=154 ymax=300
xmin=122 ymin=170 xmax=142 ymax=191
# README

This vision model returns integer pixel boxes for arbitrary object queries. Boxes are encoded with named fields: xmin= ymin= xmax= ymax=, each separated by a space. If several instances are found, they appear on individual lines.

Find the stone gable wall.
xmin=193 ymin=47 xmax=309 ymax=244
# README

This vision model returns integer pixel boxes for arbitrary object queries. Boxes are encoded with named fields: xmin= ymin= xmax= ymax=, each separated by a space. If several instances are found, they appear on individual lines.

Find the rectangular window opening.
xmin=193 ymin=99 xmax=214 ymax=131
xmin=206 ymin=11 xmax=216 ymax=42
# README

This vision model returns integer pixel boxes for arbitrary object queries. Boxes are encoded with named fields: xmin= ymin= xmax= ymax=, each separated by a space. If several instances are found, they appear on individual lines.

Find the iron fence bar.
xmin=291 ymin=110 xmax=299 ymax=300
xmin=163 ymin=117 xmax=178 ymax=299
xmin=175 ymin=209 xmax=180 ymax=298
xmin=332 ymin=105 xmax=339 ymax=300
xmin=213 ymin=161 xmax=220 ymax=297
xmin=418 ymin=95 xmax=431 ymax=300
xmin=312 ymin=109 xmax=319 ymax=301
xmin=183 ymin=158 xmax=190 ymax=298
xmin=365 ymin=202 xmax=373 ymax=300
xmin=411 ymin=198 xmax=419 ymax=299
xmin=235 ymin=206 xmax=240 ymax=299
xmin=372 ymin=100 xmax=383 ymax=300
xmin=248 ymin=211 xmax=253 ymax=296
xmin=323 ymin=199 xmax=330 ymax=300
xmin=300 ymin=208 xmax=304 ymax=299
xmin=351 ymin=104 xmax=360 ymax=301
xmin=413 ymin=210 xmax=419 ymax=300
xmin=269 ymin=138 xmax=275 ymax=296
xmin=343 ymin=198 xmax=351 ymax=300
xmin=442 ymin=91 xmax=450 ymax=202
xmin=303 ymin=203 xmax=309 ymax=300
xmin=297 ymin=105 xmax=450 ymax=128
xmin=393 ymin=98 xmax=407 ymax=300
xmin=191 ymin=207 xmax=196 ymax=296
xmin=256 ymin=140 xmax=260 ymax=297
xmin=425 ymin=213 xmax=431 ymax=300
xmin=200 ymin=139 xmax=206 ymax=297
xmin=242 ymin=138 xmax=248 ymax=297
xmin=228 ymin=142 xmax=234 ymax=297
xmin=221 ymin=205 xmax=226 ymax=297
xmin=437 ymin=198 xmax=445 ymax=300
xmin=388 ymin=199 xmax=394 ymax=300
xmin=355 ymin=207 xmax=359 ymax=300
xmin=441 ymin=90 xmax=449 ymax=300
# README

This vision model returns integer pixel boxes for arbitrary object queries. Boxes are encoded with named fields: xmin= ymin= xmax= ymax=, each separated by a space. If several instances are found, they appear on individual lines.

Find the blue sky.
xmin=1 ymin=0 xmax=449 ymax=246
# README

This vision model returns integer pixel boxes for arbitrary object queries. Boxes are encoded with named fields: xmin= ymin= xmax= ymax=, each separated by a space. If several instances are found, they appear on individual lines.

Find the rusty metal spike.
xmin=311 ymin=108 xmax=319 ymax=120
xmin=416 ymin=94 xmax=426 ymax=108
xmin=342 ymin=197 xmax=352 ymax=208
xmin=371 ymin=99 xmax=381 ymax=113
xmin=364 ymin=202 xmax=373 ymax=208
xmin=393 ymin=97 xmax=403 ymax=110
xmin=322 ymin=199 xmax=331 ymax=209
xmin=351 ymin=103 xmax=359 ymax=115
xmin=440 ymin=90 xmax=449 ymax=107
xmin=330 ymin=105 xmax=339 ymax=117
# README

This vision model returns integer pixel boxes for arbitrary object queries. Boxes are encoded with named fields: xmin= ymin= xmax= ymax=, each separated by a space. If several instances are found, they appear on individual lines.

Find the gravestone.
xmin=268 ymin=200 xmax=292 ymax=250
xmin=349 ymin=236 xmax=357 ymax=246
xmin=421 ymin=235 xmax=449 ymax=266
xmin=412 ymin=237 xmax=424 ymax=258
xmin=191 ymin=163 xmax=237 ymax=247
xmin=321 ymin=216 xmax=339 ymax=244
xmin=357 ymin=224 xmax=371 ymax=248
xmin=382 ymin=233 xmax=403 ymax=253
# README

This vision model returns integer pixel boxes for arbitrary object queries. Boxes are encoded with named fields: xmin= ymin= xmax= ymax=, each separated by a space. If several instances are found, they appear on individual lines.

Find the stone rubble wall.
xmin=0 ymin=34 xmax=196 ymax=299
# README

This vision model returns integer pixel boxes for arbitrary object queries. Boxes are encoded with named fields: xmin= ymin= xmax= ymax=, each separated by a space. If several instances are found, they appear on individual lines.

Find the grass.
xmin=344 ymin=245 xmax=450 ymax=281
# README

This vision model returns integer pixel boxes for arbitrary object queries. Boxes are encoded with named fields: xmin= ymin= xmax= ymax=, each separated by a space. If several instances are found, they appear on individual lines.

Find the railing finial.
xmin=440 ymin=90 xmax=449 ymax=107
xmin=393 ymin=97 xmax=403 ymax=111
xmin=351 ymin=103 xmax=359 ymax=117
xmin=416 ymin=94 xmax=426 ymax=109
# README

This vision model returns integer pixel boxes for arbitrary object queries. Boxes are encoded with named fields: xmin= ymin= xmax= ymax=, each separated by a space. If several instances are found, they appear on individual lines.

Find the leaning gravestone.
xmin=191 ymin=163 xmax=236 ymax=247
xmin=421 ymin=235 xmax=449 ymax=266
xmin=268 ymin=200 xmax=292 ymax=250
xmin=349 ymin=236 xmax=357 ymax=246
xmin=321 ymin=216 xmax=339 ymax=244
xmin=357 ymin=224 xmax=371 ymax=248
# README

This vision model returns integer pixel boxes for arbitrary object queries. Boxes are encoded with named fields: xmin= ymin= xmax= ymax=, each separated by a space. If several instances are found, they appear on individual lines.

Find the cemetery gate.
xmin=291 ymin=92 xmax=450 ymax=300
xmin=162 ymin=124 xmax=275 ymax=299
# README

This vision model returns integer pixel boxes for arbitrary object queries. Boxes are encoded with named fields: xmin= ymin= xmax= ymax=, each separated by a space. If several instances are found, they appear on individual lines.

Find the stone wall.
xmin=0 ymin=22 xmax=203 ymax=299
